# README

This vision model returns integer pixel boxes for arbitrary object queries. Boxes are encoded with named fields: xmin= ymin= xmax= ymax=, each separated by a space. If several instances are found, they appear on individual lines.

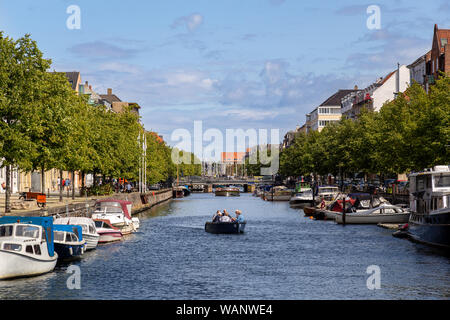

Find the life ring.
xmin=320 ymin=200 xmax=326 ymax=209
xmin=1 ymin=182 xmax=5 ymax=190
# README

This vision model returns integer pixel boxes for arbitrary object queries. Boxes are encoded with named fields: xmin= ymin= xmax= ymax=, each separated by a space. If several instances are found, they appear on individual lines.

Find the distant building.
xmin=100 ymin=88 xmax=140 ymax=115
xmin=342 ymin=65 xmax=410 ymax=119
xmin=307 ymin=89 xmax=358 ymax=132
xmin=408 ymin=50 xmax=431 ymax=88
xmin=427 ymin=24 xmax=450 ymax=84
xmin=281 ymin=126 xmax=300 ymax=150
xmin=65 ymin=71 xmax=82 ymax=93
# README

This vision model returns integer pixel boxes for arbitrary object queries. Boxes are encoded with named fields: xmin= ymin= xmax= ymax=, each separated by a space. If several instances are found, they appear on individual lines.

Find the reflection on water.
xmin=1 ymin=193 xmax=449 ymax=300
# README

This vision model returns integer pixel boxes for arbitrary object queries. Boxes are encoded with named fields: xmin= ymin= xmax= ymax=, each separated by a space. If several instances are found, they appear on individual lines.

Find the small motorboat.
xmin=334 ymin=203 xmax=410 ymax=224
xmin=94 ymin=219 xmax=123 ymax=244
xmin=205 ymin=222 xmax=246 ymax=234
xmin=91 ymin=199 xmax=138 ymax=235
xmin=0 ymin=216 xmax=58 ymax=280
xmin=265 ymin=186 xmax=293 ymax=201
xmin=316 ymin=186 xmax=340 ymax=203
xmin=173 ymin=188 xmax=184 ymax=198
xmin=215 ymin=186 xmax=240 ymax=197
xmin=54 ymin=217 xmax=99 ymax=250
xmin=53 ymin=224 xmax=85 ymax=260
xmin=289 ymin=189 xmax=313 ymax=208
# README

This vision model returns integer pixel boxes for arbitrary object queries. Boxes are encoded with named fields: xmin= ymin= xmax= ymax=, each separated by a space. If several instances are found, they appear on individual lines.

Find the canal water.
xmin=0 ymin=193 xmax=449 ymax=300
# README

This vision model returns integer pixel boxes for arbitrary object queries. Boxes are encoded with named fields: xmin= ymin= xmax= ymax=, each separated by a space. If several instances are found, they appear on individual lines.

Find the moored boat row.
xmin=286 ymin=165 xmax=450 ymax=250
xmin=0 ymin=198 xmax=141 ymax=280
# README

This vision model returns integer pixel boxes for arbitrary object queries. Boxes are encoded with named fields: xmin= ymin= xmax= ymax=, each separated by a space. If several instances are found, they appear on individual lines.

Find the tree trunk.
xmin=72 ymin=171 xmax=75 ymax=200
xmin=59 ymin=169 xmax=63 ymax=202
xmin=41 ymin=167 xmax=45 ymax=194
xmin=4 ymin=165 xmax=11 ymax=214
xmin=81 ymin=171 xmax=85 ymax=196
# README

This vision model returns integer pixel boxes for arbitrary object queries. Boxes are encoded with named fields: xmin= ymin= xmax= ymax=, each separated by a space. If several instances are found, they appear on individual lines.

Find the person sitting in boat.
xmin=232 ymin=210 xmax=245 ymax=223
xmin=212 ymin=210 xmax=222 ymax=223
xmin=220 ymin=210 xmax=232 ymax=223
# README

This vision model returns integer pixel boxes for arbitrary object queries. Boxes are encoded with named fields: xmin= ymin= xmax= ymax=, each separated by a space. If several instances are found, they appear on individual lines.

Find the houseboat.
xmin=264 ymin=186 xmax=293 ymax=201
xmin=215 ymin=186 xmax=240 ymax=197
xmin=0 ymin=216 xmax=58 ymax=280
xmin=406 ymin=165 xmax=450 ymax=249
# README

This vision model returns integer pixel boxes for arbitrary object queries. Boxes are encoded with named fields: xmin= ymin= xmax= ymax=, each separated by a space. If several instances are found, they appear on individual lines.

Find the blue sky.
xmin=1 ymin=0 xmax=449 ymax=154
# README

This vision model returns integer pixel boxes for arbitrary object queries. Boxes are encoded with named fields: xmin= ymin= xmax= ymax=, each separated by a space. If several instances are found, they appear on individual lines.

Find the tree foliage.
xmin=280 ymin=77 xmax=450 ymax=179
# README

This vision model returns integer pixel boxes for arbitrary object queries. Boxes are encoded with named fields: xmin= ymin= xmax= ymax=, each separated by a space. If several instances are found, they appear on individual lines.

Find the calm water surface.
xmin=0 ymin=193 xmax=449 ymax=300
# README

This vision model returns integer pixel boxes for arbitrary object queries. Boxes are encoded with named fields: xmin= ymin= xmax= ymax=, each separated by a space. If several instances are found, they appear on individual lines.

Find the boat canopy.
xmin=94 ymin=219 xmax=119 ymax=230
xmin=0 ymin=216 xmax=55 ymax=257
xmin=54 ymin=224 xmax=83 ymax=242
xmin=95 ymin=199 xmax=133 ymax=219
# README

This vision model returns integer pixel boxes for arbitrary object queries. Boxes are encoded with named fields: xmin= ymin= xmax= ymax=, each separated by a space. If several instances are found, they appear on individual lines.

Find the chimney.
xmin=89 ymin=85 xmax=92 ymax=90
xmin=107 ymin=88 xmax=112 ymax=95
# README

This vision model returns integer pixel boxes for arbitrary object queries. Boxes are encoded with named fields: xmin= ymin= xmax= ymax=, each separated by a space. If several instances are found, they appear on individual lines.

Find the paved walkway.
xmin=0 ymin=192 xmax=110 ymax=216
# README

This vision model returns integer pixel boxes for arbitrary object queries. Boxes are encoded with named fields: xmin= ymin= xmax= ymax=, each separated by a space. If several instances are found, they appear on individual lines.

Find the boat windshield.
xmin=434 ymin=174 xmax=450 ymax=188
xmin=319 ymin=188 xmax=338 ymax=193
xmin=96 ymin=202 xmax=123 ymax=213
xmin=0 ymin=225 xmax=14 ymax=237
xmin=94 ymin=221 xmax=104 ymax=228
xmin=66 ymin=233 xmax=78 ymax=242
xmin=54 ymin=231 xmax=65 ymax=242
xmin=15 ymin=225 xmax=40 ymax=239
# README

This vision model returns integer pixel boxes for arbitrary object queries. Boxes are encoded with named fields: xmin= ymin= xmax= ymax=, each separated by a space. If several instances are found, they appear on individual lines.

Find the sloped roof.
xmin=320 ymin=89 xmax=359 ymax=106
xmin=99 ymin=93 xmax=122 ymax=103
xmin=64 ymin=72 xmax=80 ymax=91
xmin=435 ymin=24 xmax=450 ymax=53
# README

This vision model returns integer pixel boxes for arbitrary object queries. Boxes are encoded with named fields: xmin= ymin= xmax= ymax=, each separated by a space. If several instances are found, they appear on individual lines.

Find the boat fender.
xmin=69 ymin=247 xmax=73 ymax=256
xmin=320 ymin=200 xmax=325 ymax=209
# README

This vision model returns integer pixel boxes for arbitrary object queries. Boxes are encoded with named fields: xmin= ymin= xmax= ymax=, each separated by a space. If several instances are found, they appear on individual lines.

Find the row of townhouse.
xmin=282 ymin=24 xmax=450 ymax=150
xmin=1 ymin=71 xmax=141 ymax=195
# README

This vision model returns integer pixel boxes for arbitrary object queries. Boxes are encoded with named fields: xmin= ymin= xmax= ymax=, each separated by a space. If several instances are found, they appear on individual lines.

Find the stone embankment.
xmin=4 ymin=189 xmax=173 ymax=217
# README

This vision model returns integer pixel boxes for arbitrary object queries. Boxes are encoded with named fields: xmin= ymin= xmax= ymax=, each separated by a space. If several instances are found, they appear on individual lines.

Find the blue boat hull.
xmin=407 ymin=211 xmax=450 ymax=249
xmin=54 ymin=243 xmax=84 ymax=260
xmin=205 ymin=222 xmax=246 ymax=234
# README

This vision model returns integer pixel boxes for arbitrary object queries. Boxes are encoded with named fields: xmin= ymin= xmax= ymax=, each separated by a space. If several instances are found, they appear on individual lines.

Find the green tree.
xmin=0 ymin=33 xmax=50 ymax=213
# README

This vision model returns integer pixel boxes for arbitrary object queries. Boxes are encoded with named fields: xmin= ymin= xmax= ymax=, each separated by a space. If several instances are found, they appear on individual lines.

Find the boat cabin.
xmin=94 ymin=199 xmax=133 ymax=220
xmin=0 ymin=216 xmax=55 ymax=258
xmin=317 ymin=186 xmax=339 ymax=201
xmin=409 ymin=165 xmax=450 ymax=215
xmin=53 ymin=225 xmax=84 ymax=245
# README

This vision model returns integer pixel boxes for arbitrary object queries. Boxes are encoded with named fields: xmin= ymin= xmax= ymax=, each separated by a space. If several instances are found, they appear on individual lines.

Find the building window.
xmin=441 ymin=38 xmax=448 ymax=47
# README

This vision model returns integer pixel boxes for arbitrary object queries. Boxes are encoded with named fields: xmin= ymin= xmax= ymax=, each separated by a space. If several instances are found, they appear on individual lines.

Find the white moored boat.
xmin=0 ymin=216 xmax=58 ymax=280
xmin=94 ymin=219 xmax=123 ymax=244
xmin=54 ymin=217 xmax=99 ymax=250
xmin=91 ymin=199 xmax=138 ymax=235
xmin=289 ymin=189 xmax=313 ymax=208
xmin=334 ymin=203 xmax=410 ymax=224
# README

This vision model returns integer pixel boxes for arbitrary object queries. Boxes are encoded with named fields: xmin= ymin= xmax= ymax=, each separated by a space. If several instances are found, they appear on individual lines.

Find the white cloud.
xmin=171 ymin=13 xmax=204 ymax=32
